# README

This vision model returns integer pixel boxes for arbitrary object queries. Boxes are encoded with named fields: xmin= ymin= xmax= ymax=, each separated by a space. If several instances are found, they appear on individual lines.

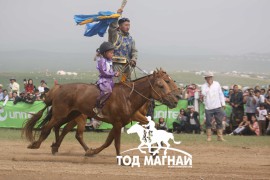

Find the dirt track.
xmin=0 ymin=139 xmax=269 ymax=180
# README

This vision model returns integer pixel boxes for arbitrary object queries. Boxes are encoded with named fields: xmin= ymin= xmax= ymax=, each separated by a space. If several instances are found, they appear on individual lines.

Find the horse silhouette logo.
xmin=127 ymin=116 xmax=181 ymax=156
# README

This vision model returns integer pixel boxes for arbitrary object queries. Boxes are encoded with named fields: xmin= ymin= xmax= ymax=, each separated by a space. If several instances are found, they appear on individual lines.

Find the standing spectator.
xmin=244 ymin=88 xmax=258 ymax=122
xmin=222 ymin=86 xmax=229 ymax=98
xmin=186 ymin=106 xmax=201 ymax=134
xmin=24 ymin=79 xmax=36 ymax=94
xmin=173 ymin=109 xmax=187 ymax=133
xmin=187 ymin=84 xmax=195 ymax=106
xmin=254 ymin=89 xmax=265 ymax=105
xmin=0 ymin=84 xmax=3 ymax=101
xmin=256 ymin=103 xmax=267 ymax=135
xmin=157 ymin=117 xmax=167 ymax=131
xmin=230 ymin=84 xmax=244 ymax=129
xmin=9 ymin=78 xmax=20 ymax=97
xmin=201 ymin=72 xmax=226 ymax=141
xmin=266 ymin=113 xmax=270 ymax=135
xmin=261 ymin=88 xmax=266 ymax=97
xmin=0 ymin=89 xmax=9 ymax=108
xmin=265 ymin=89 xmax=270 ymax=112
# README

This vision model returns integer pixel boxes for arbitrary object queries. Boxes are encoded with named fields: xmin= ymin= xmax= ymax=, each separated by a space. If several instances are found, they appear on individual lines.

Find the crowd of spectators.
xmin=1 ymin=77 xmax=270 ymax=136
xmin=0 ymin=78 xmax=49 ymax=107
xmin=159 ymin=84 xmax=270 ymax=136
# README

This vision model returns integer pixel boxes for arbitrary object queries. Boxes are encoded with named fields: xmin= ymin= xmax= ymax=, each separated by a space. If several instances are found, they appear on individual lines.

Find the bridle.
xmin=119 ymin=65 xmax=177 ymax=105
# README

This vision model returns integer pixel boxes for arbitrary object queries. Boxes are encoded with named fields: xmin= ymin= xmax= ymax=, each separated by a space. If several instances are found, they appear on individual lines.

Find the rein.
xmin=117 ymin=63 xmax=173 ymax=104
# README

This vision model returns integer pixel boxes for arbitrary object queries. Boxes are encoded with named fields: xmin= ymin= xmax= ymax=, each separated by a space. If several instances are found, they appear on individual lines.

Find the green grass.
xmin=1 ymin=71 xmax=269 ymax=90
xmin=1 ymin=129 xmax=269 ymax=148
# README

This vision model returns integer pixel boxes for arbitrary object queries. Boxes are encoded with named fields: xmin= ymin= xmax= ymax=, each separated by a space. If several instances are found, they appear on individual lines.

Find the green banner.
xmin=0 ymin=101 xmax=46 ymax=128
xmin=0 ymin=101 xmax=232 ymax=130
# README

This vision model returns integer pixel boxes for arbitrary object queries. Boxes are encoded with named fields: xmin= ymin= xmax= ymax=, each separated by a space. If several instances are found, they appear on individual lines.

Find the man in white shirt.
xmin=201 ymin=72 xmax=226 ymax=141
xmin=9 ymin=78 xmax=20 ymax=96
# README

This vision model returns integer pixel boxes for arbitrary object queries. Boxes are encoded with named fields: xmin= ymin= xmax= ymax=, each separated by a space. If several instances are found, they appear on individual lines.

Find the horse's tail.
xmin=22 ymin=85 xmax=58 ymax=142
xmin=170 ymin=133 xmax=181 ymax=144
xmin=22 ymin=105 xmax=49 ymax=142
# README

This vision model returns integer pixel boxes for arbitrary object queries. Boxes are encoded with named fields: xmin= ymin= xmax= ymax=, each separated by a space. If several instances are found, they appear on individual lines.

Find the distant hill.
xmin=0 ymin=50 xmax=270 ymax=73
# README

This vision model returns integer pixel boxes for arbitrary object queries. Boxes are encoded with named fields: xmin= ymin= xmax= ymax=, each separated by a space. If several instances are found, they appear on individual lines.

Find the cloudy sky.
xmin=0 ymin=0 xmax=269 ymax=56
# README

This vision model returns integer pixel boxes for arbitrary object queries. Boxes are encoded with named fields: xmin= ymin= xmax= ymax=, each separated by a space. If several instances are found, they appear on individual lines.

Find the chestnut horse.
xmin=23 ymin=69 xmax=179 ymax=157
xmin=50 ymin=72 xmax=181 ymax=155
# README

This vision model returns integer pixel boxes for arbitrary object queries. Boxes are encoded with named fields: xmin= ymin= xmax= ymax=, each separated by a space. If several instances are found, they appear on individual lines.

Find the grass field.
xmin=1 ymin=128 xmax=269 ymax=148
xmin=0 ymin=71 xmax=269 ymax=90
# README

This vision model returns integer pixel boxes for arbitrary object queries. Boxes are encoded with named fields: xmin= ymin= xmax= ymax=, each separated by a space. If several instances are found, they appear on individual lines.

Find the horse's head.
xmin=150 ymin=68 xmax=179 ymax=109
xmin=127 ymin=123 xmax=143 ymax=134
xmin=158 ymin=68 xmax=182 ymax=100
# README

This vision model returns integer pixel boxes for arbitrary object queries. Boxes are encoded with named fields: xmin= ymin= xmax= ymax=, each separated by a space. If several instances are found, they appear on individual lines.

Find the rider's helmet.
xmin=99 ymin=42 xmax=115 ymax=54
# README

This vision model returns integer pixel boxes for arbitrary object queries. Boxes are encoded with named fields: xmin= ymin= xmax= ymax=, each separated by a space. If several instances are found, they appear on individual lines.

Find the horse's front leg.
xmin=85 ymin=125 xmax=115 ymax=156
xmin=113 ymin=121 xmax=123 ymax=156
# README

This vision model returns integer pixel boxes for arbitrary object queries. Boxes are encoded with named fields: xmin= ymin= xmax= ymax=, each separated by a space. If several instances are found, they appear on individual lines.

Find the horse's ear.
xmin=153 ymin=70 xmax=156 ymax=77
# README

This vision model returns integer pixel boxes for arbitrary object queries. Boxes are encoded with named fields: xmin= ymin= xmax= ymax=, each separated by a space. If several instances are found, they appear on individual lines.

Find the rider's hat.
xmin=99 ymin=42 xmax=115 ymax=54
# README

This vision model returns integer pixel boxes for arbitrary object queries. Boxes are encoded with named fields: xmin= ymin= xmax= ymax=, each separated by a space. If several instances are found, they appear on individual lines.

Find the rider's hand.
xmin=115 ymin=72 xmax=120 ymax=77
xmin=130 ymin=60 xmax=136 ymax=67
xmin=117 ymin=9 xmax=123 ymax=14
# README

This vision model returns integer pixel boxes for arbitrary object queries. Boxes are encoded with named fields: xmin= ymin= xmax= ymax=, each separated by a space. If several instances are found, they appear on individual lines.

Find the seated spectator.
xmin=229 ymin=115 xmax=249 ymax=135
xmin=9 ymin=78 xmax=20 ymax=98
xmin=222 ymin=111 xmax=230 ymax=134
xmin=24 ymin=93 xmax=36 ymax=104
xmin=0 ymin=84 xmax=3 ymax=101
xmin=157 ymin=117 xmax=167 ymax=131
xmin=34 ymin=89 xmax=41 ymax=101
xmin=256 ymin=103 xmax=267 ymax=136
xmin=38 ymin=80 xmax=49 ymax=99
xmin=24 ymin=79 xmax=36 ymax=94
xmin=12 ymin=92 xmax=22 ymax=105
xmin=186 ymin=106 xmax=200 ymax=134
xmin=243 ymin=115 xmax=260 ymax=136
xmin=0 ymin=89 xmax=9 ymax=108
xmin=173 ymin=108 xmax=187 ymax=133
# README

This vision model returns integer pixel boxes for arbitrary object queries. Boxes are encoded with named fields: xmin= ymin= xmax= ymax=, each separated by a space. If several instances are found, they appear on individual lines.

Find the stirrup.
xmin=93 ymin=107 xmax=104 ymax=118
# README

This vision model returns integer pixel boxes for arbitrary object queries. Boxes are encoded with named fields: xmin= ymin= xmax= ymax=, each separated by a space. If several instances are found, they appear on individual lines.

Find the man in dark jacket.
xmin=230 ymin=85 xmax=244 ymax=130
xmin=186 ymin=106 xmax=201 ymax=134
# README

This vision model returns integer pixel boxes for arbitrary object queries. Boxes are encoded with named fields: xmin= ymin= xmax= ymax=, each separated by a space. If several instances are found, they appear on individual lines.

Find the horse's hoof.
xmin=85 ymin=148 xmax=95 ymax=157
xmin=27 ymin=142 xmax=40 ymax=149
xmin=51 ymin=147 xmax=59 ymax=155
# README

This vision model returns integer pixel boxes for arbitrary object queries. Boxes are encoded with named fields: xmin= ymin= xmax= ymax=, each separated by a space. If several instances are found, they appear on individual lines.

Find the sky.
xmin=0 ymin=0 xmax=270 ymax=56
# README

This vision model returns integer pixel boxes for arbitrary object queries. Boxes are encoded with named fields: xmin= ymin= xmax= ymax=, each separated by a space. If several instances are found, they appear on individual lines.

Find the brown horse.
xmin=50 ymin=71 xmax=181 ymax=155
xmin=23 ymin=69 xmax=179 ymax=157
